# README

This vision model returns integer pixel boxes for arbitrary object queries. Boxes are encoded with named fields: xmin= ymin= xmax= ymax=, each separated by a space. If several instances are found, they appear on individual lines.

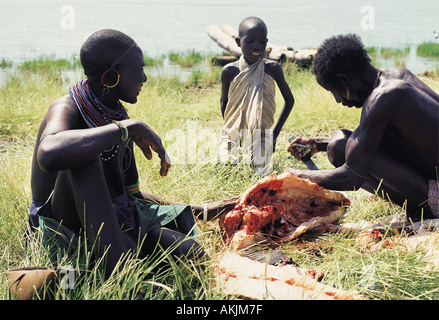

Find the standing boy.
xmin=219 ymin=16 xmax=294 ymax=174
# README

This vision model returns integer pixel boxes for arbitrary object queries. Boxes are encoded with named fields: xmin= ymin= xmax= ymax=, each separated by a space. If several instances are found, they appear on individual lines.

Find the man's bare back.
xmin=369 ymin=68 xmax=438 ymax=178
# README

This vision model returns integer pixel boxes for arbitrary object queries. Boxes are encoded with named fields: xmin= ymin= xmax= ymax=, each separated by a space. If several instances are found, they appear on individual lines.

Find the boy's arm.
xmin=271 ymin=63 xmax=294 ymax=147
xmin=220 ymin=63 xmax=239 ymax=118
xmin=220 ymin=71 xmax=229 ymax=118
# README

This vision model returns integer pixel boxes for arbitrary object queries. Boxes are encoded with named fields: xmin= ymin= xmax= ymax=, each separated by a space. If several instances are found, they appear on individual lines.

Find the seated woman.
xmin=29 ymin=29 xmax=235 ymax=277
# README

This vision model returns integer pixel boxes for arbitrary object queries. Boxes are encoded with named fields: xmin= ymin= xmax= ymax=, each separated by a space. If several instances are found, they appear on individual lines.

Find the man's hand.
xmin=125 ymin=119 xmax=171 ymax=176
xmin=287 ymin=137 xmax=319 ymax=161
xmin=286 ymin=168 xmax=307 ymax=179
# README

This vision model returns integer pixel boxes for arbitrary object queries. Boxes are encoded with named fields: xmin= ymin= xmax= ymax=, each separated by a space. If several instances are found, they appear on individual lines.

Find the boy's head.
xmin=238 ymin=16 xmax=267 ymax=38
xmin=236 ymin=17 xmax=268 ymax=64
xmin=80 ymin=29 xmax=137 ymax=78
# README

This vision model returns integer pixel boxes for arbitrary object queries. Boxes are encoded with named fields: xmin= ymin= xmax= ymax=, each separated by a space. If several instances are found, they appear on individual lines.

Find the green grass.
xmin=18 ymin=55 xmax=81 ymax=74
xmin=144 ymin=53 xmax=165 ymax=67
xmin=379 ymin=47 xmax=410 ymax=59
xmin=1 ymin=55 xmax=439 ymax=300
xmin=417 ymin=42 xmax=439 ymax=57
xmin=168 ymin=50 xmax=205 ymax=67
xmin=367 ymin=46 xmax=410 ymax=67
xmin=0 ymin=59 xmax=13 ymax=68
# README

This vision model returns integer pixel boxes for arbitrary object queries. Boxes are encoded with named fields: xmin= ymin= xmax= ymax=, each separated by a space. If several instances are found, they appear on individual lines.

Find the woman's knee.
xmin=51 ymin=157 xmax=109 ymax=231
xmin=327 ymin=129 xmax=351 ymax=167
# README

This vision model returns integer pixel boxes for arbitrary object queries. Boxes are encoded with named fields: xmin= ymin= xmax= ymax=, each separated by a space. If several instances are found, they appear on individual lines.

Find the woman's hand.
xmin=125 ymin=119 xmax=171 ymax=176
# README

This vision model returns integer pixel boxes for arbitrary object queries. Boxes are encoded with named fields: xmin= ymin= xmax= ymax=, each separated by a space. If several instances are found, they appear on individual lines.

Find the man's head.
xmin=236 ymin=17 xmax=268 ymax=64
xmin=80 ymin=29 xmax=146 ymax=104
xmin=312 ymin=34 xmax=372 ymax=107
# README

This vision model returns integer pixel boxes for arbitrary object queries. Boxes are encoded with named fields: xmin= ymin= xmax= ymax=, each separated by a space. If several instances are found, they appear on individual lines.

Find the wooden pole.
xmin=206 ymin=25 xmax=241 ymax=57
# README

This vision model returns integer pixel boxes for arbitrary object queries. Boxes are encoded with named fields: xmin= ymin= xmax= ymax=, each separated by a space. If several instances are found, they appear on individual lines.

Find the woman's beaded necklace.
xmin=69 ymin=79 xmax=131 ymax=167
xmin=69 ymin=79 xmax=128 ymax=127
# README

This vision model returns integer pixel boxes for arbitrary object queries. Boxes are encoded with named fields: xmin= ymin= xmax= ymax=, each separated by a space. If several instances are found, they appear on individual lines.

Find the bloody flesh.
xmin=220 ymin=172 xmax=350 ymax=249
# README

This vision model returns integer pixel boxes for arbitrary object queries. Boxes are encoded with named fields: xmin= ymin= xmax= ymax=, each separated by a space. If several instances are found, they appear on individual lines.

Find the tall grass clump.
xmin=168 ymin=50 xmax=204 ymax=67
xmin=417 ymin=41 xmax=439 ymax=57
xmin=18 ymin=55 xmax=79 ymax=74
xmin=143 ymin=53 xmax=165 ymax=67
xmin=5 ymin=227 xmax=219 ymax=300
xmin=0 ymin=59 xmax=13 ymax=68
xmin=366 ymin=46 xmax=379 ymax=63
xmin=366 ymin=46 xmax=410 ymax=67
xmin=379 ymin=47 xmax=410 ymax=60
xmin=185 ymin=67 xmax=221 ymax=88
xmin=0 ymin=72 xmax=65 ymax=139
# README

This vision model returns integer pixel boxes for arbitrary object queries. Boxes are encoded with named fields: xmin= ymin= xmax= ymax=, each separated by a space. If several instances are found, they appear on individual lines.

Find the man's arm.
xmin=293 ymin=91 xmax=392 ymax=191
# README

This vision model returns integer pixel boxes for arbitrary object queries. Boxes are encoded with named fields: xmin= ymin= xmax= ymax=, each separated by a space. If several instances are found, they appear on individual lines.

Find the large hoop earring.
xmin=101 ymin=69 xmax=120 ymax=88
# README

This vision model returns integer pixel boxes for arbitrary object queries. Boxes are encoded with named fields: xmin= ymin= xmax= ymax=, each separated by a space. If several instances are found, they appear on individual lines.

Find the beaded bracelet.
xmin=125 ymin=181 xmax=140 ymax=195
xmin=114 ymin=121 xmax=129 ymax=144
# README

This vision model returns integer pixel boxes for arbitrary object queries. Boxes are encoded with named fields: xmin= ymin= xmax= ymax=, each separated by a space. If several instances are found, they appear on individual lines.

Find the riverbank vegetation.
xmin=417 ymin=41 xmax=439 ymax=57
xmin=1 ymin=49 xmax=439 ymax=300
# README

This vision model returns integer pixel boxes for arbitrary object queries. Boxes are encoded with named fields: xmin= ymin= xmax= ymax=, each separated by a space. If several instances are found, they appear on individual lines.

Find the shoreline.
xmin=1 ymin=47 xmax=438 ymax=89
xmin=2 ymin=42 xmax=439 ymax=70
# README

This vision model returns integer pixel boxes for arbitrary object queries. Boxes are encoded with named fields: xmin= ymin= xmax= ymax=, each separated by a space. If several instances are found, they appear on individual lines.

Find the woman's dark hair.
xmin=80 ymin=29 xmax=135 ymax=78
xmin=312 ymin=34 xmax=371 ymax=85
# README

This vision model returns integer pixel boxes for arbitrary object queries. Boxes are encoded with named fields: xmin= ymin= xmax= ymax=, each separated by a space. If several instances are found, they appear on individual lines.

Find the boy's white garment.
xmin=219 ymin=55 xmax=276 ymax=173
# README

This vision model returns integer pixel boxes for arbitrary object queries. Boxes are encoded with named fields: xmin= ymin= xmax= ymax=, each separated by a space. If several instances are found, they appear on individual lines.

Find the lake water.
xmin=0 ymin=0 xmax=438 ymax=74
